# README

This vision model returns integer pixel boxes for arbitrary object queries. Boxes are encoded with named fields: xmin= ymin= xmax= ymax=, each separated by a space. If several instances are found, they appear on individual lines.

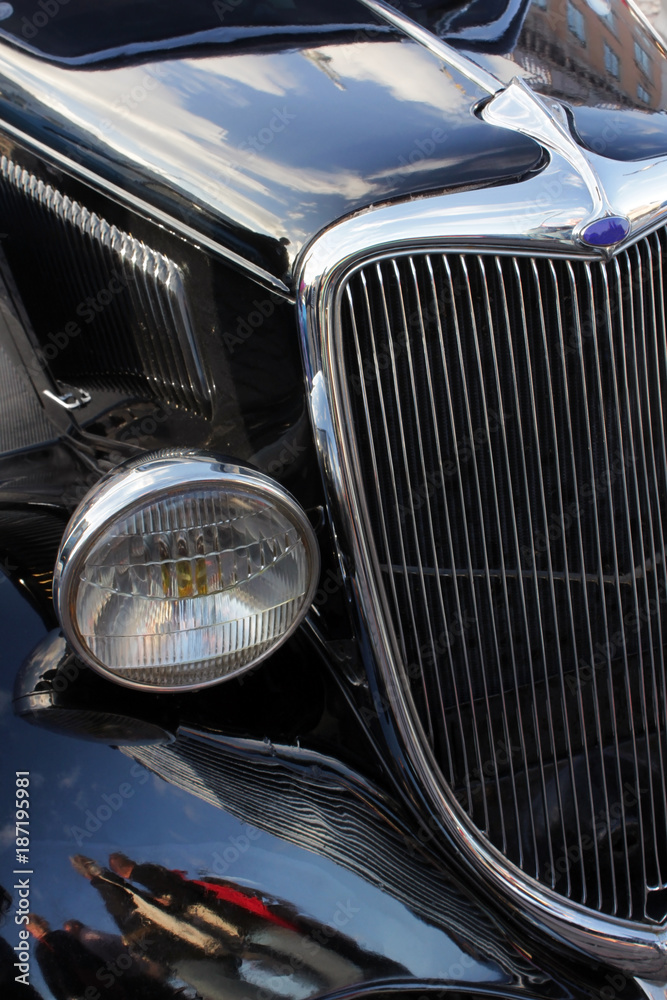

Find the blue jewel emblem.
xmin=581 ymin=216 xmax=630 ymax=247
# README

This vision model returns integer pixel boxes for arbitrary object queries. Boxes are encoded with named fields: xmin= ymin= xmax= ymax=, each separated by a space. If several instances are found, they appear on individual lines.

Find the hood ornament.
xmin=482 ymin=76 xmax=631 ymax=250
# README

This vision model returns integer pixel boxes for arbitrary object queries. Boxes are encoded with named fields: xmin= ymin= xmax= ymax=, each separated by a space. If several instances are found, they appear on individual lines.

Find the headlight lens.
xmin=54 ymin=452 xmax=319 ymax=691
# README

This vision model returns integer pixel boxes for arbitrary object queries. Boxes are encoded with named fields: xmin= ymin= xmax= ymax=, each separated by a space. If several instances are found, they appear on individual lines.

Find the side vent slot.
xmin=0 ymin=156 xmax=211 ymax=417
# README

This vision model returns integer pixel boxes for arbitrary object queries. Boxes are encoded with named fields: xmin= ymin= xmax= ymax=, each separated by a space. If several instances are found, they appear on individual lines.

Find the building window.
xmin=567 ymin=1 xmax=586 ymax=44
xmin=638 ymin=83 xmax=651 ymax=102
xmin=635 ymin=40 xmax=652 ymax=76
xmin=604 ymin=42 xmax=620 ymax=78
xmin=603 ymin=8 xmax=616 ymax=34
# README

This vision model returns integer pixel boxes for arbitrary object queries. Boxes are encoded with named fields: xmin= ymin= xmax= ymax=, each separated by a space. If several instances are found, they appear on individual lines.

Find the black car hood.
xmin=0 ymin=2 xmax=546 ymax=285
xmin=0 ymin=0 xmax=457 ymax=64
xmin=0 ymin=0 xmax=664 ymax=283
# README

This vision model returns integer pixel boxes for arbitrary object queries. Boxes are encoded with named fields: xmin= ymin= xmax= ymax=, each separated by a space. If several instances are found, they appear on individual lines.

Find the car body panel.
xmin=0 ymin=4 xmax=544 ymax=283
xmin=0 ymin=575 xmax=562 ymax=1000
xmin=0 ymin=1 xmax=666 ymax=998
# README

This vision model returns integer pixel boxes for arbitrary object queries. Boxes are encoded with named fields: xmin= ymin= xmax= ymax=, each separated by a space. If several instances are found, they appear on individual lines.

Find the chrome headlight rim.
xmin=53 ymin=449 xmax=320 ymax=693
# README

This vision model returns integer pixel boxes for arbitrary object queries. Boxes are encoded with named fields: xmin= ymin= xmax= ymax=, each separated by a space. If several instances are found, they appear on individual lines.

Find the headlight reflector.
xmin=54 ymin=453 xmax=319 ymax=690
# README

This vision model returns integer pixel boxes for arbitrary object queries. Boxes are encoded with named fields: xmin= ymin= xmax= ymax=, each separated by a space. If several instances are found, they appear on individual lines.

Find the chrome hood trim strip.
xmin=0 ymin=23 xmax=395 ymax=68
xmin=356 ymin=0 xmax=501 ymax=95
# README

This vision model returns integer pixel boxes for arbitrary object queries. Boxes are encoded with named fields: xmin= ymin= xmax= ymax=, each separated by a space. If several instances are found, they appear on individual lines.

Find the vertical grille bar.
xmin=486 ymin=256 xmax=544 ymax=880
xmin=618 ymin=249 xmax=663 ymax=889
xmin=340 ymin=239 xmax=667 ymax=923
xmin=467 ymin=256 xmax=526 ymax=864
xmin=391 ymin=259 xmax=459 ymax=789
xmin=565 ymin=258 xmax=631 ymax=916
xmin=529 ymin=256 xmax=600 ymax=906
xmin=513 ymin=256 xmax=584 ymax=900
xmin=550 ymin=259 xmax=614 ymax=914
xmin=643 ymin=236 xmax=667 ymax=881
xmin=493 ymin=255 xmax=568 ymax=891
xmin=439 ymin=255 xmax=500 ymax=829
xmin=596 ymin=258 xmax=649 ymax=908
xmin=448 ymin=255 xmax=510 ymax=841
xmin=406 ymin=257 xmax=477 ymax=796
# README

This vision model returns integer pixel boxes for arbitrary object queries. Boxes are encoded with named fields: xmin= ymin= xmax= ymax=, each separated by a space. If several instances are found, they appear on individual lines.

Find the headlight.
xmin=54 ymin=452 xmax=320 ymax=691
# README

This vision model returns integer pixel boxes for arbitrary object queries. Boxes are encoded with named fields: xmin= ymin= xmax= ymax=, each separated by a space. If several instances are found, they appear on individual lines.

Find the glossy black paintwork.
xmin=0 ymin=23 xmax=544 ymax=284
xmin=0 ymin=309 xmax=644 ymax=1000
xmin=0 ymin=576 xmax=649 ymax=1000
xmin=0 ymin=0 xmax=392 ymax=63
xmin=0 ymin=328 xmax=646 ymax=998
xmin=403 ymin=0 xmax=667 ymax=160
xmin=0 ymin=577 xmax=533 ymax=999
xmin=0 ymin=2 xmax=666 ymax=998
xmin=0 ymin=0 xmax=663 ymax=272
xmin=567 ymin=103 xmax=667 ymax=162
xmin=0 ymin=138 xmax=321 ymax=521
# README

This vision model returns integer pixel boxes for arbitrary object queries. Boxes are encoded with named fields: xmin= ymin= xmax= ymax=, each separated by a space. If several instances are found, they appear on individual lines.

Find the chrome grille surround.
xmin=298 ymin=142 xmax=667 ymax=979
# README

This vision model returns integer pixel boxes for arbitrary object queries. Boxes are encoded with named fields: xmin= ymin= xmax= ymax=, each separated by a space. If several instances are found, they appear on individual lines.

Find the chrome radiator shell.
xmin=298 ymin=144 xmax=667 ymax=977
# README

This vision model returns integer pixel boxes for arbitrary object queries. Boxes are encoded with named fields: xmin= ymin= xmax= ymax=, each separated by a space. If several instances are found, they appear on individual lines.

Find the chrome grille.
xmin=340 ymin=236 xmax=667 ymax=923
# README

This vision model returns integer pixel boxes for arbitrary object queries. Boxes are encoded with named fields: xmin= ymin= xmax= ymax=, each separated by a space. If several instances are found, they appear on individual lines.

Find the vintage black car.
xmin=1 ymin=1 xmax=667 ymax=998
